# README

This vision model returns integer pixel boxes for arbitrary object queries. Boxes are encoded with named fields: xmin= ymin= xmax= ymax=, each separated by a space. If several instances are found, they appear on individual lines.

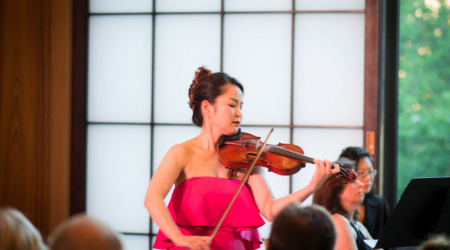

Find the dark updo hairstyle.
xmin=188 ymin=66 xmax=243 ymax=127
xmin=268 ymin=203 xmax=336 ymax=250
xmin=313 ymin=165 xmax=358 ymax=221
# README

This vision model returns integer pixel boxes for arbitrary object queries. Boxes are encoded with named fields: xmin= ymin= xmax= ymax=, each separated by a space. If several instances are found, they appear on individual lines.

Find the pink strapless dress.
xmin=153 ymin=177 xmax=265 ymax=250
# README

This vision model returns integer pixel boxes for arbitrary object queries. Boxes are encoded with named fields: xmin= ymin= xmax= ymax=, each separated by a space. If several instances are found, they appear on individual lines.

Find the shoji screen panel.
xmin=90 ymin=0 xmax=152 ymax=13
xmin=225 ymin=0 xmax=291 ymax=11
xmin=295 ymin=0 xmax=365 ymax=11
xmin=88 ymin=15 xmax=152 ymax=123
xmin=121 ymin=235 xmax=150 ymax=250
xmin=293 ymin=13 xmax=365 ymax=127
xmin=291 ymin=9 xmax=365 ymax=206
xmin=87 ymin=125 xmax=151 ymax=233
xmin=223 ymin=14 xmax=292 ymax=125
xmin=87 ymin=3 xmax=153 ymax=250
xmin=156 ymin=0 xmax=220 ymax=12
xmin=153 ymin=14 xmax=221 ymax=124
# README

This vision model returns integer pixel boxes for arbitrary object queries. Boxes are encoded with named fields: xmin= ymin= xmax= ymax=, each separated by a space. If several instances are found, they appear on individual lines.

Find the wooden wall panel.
xmin=0 ymin=0 xmax=72 ymax=238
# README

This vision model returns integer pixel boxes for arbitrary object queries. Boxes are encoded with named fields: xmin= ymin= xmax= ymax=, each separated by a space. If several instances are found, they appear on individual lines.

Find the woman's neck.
xmin=196 ymin=123 xmax=224 ymax=151
xmin=341 ymin=201 xmax=359 ymax=222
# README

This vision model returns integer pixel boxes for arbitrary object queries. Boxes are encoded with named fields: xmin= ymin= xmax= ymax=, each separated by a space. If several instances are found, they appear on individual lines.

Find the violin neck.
xmin=269 ymin=146 xmax=315 ymax=164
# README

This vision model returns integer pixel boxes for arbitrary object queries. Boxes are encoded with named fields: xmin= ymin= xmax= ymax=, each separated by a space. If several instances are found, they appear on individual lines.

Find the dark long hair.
xmin=188 ymin=66 xmax=243 ymax=127
xmin=268 ymin=203 xmax=336 ymax=250
xmin=313 ymin=165 xmax=357 ymax=220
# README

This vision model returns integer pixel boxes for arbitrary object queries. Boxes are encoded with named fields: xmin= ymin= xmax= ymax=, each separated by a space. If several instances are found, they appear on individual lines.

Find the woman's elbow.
xmin=144 ymin=198 xmax=151 ymax=212
xmin=144 ymin=193 xmax=156 ymax=212
xmin=261 ymin=210 xmax=274 ymax=222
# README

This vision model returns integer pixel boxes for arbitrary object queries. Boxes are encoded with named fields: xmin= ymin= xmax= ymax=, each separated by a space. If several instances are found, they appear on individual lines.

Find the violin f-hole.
xmin=246 ymin=153 xmax=257 ymax=160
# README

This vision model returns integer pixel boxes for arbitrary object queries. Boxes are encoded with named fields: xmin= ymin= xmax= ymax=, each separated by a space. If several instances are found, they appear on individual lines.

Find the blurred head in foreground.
xmin=0 ymin=207 xmax=47 ymax=250
xmin=48 ymin=214 xmax=122 ymax=250
xmin=268 ymin=203 xmax=336 ymax=250
xmin=418 ymin=234 xmax=450 ymax=250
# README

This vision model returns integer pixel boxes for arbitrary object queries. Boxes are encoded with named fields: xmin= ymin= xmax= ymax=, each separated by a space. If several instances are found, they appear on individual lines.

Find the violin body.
xmin=219 ymin=133 xmax=305 ymax=175
xmin=218 ymin=131 xmax=357 ymax=182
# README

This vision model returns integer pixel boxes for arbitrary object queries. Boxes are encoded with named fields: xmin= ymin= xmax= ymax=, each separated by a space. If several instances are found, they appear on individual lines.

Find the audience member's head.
xmin=313 ymin=164 xmax=353 ymax=216
xmin=418 ymin=234 xmax=450 ymax=250
xmin=0 ymin=207 xmax=47 ymax=250
xmin=338 ymin=146 xmax=377 ymax=194
xmin=268 ymin=203 xmax=336 ymax=250
xmin=47 ymin=215 xmax=122 ymax=250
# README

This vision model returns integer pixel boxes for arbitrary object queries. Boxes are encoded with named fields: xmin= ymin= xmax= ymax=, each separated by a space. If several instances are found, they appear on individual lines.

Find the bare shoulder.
xmin=332 ymin=213 xmax=357 ymax=240
xmin=166 ymin=140 xmax=195 ymax=161
xmin=169 ymin=141 xmax=191 ymax=154
xmin=332 ymin=214 xmax=353 ymax=231
xmin=332 ymin=213 xmax=347 ymax=224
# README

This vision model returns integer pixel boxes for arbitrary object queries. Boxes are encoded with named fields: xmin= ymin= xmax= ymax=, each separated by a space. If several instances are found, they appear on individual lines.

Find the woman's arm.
xmin=144 ymin=144 xmax=210 ymax=249
xmin=247 ymin=159 xmax=339 ymax=221
xmin=333 ymin=214 xmax=359 ymax=250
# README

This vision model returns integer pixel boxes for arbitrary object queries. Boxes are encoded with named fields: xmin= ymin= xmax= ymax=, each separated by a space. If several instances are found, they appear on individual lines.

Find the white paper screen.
xmin=87 ymin=125 xmax=151 ymax=233
xmin=156 ymin=0 xmax=220 ymax=12
xmin=90 ymin=0 xmax=153 ymax=13
xmin=153 ymin=15 xmax=221 ymax=124
xmin=223 ymin=14 xmax=292 ymax=125
xmin=225 ymin=0 xmax=291 ymax=11
xmin=295 ymin=0 xmax=365 ymax=11
xmin=88 ymin=15 xmax=152 ymax=123
xmin=120 ymin=234 xmax=150 ymax=250
xmin=293 ymin=13 xmax=365 ymax=126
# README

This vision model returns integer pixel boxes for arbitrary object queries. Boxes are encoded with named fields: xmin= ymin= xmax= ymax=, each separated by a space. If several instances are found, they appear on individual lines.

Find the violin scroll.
xmin=337 ymin=166 xmax=357 ymax=183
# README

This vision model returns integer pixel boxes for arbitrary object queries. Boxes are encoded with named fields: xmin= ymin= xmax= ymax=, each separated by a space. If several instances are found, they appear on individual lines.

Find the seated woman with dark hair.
xmin=313 ymin=165 xmax=372 ymax=250
xmin=268 ymin=203 xmax=336 ymax=250
xmin=338 ymin=147 xmax=390 ymax=240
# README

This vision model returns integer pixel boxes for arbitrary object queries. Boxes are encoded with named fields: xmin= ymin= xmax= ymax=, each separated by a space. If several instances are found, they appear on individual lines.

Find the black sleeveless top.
xmin=349 ymin=219 xmax=372 ymax=250
xmin=354 ymin=226 xmax=372 ymax=250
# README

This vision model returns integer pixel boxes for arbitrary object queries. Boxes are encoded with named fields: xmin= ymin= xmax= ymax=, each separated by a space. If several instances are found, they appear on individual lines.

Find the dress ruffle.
xmin=153 ymin=177 xmax=265 ymax=250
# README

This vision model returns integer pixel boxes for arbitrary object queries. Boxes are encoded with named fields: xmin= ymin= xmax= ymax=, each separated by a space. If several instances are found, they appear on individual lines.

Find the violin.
xmin=218 ymin=129 xmax=357 ymax=182
xmin=210 ymin=128 xmax=355 ymax=241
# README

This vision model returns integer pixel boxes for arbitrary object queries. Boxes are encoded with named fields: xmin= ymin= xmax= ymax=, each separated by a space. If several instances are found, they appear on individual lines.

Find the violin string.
xmin=269 ymin=146 xmax=314 ymax=163
xmin=341 ymin=168 xmax=349 ymax=175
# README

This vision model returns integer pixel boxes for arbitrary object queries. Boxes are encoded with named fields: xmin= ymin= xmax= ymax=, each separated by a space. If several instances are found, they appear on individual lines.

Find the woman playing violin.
xmin=144 ymin=66 xmax=340 ymax=250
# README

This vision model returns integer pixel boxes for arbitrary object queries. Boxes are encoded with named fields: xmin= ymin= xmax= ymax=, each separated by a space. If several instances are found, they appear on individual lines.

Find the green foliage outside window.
xmin=398 ymin=0 xmax=450 ymax=199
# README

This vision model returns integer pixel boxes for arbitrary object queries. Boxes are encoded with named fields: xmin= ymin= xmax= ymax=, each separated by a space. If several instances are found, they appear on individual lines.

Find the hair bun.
xmin=189 ymin=66 xmax=212 ymax=109
xmin=194 ymin=65 xmax=212 ymax=84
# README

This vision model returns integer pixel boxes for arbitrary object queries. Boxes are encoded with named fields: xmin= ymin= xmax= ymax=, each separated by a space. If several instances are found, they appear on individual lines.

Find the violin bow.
xmin=209 ymin=128 xmax=274 ymax=241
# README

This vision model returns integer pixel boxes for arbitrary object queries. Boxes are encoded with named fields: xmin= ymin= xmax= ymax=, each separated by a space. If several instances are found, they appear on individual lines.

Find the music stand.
xmin=375 ymin=177 xmax=450 ymax=248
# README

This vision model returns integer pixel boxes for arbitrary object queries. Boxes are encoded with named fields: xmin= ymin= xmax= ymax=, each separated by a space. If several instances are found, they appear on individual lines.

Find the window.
xmin=397 ymin=0 xmax=450 ymax=199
